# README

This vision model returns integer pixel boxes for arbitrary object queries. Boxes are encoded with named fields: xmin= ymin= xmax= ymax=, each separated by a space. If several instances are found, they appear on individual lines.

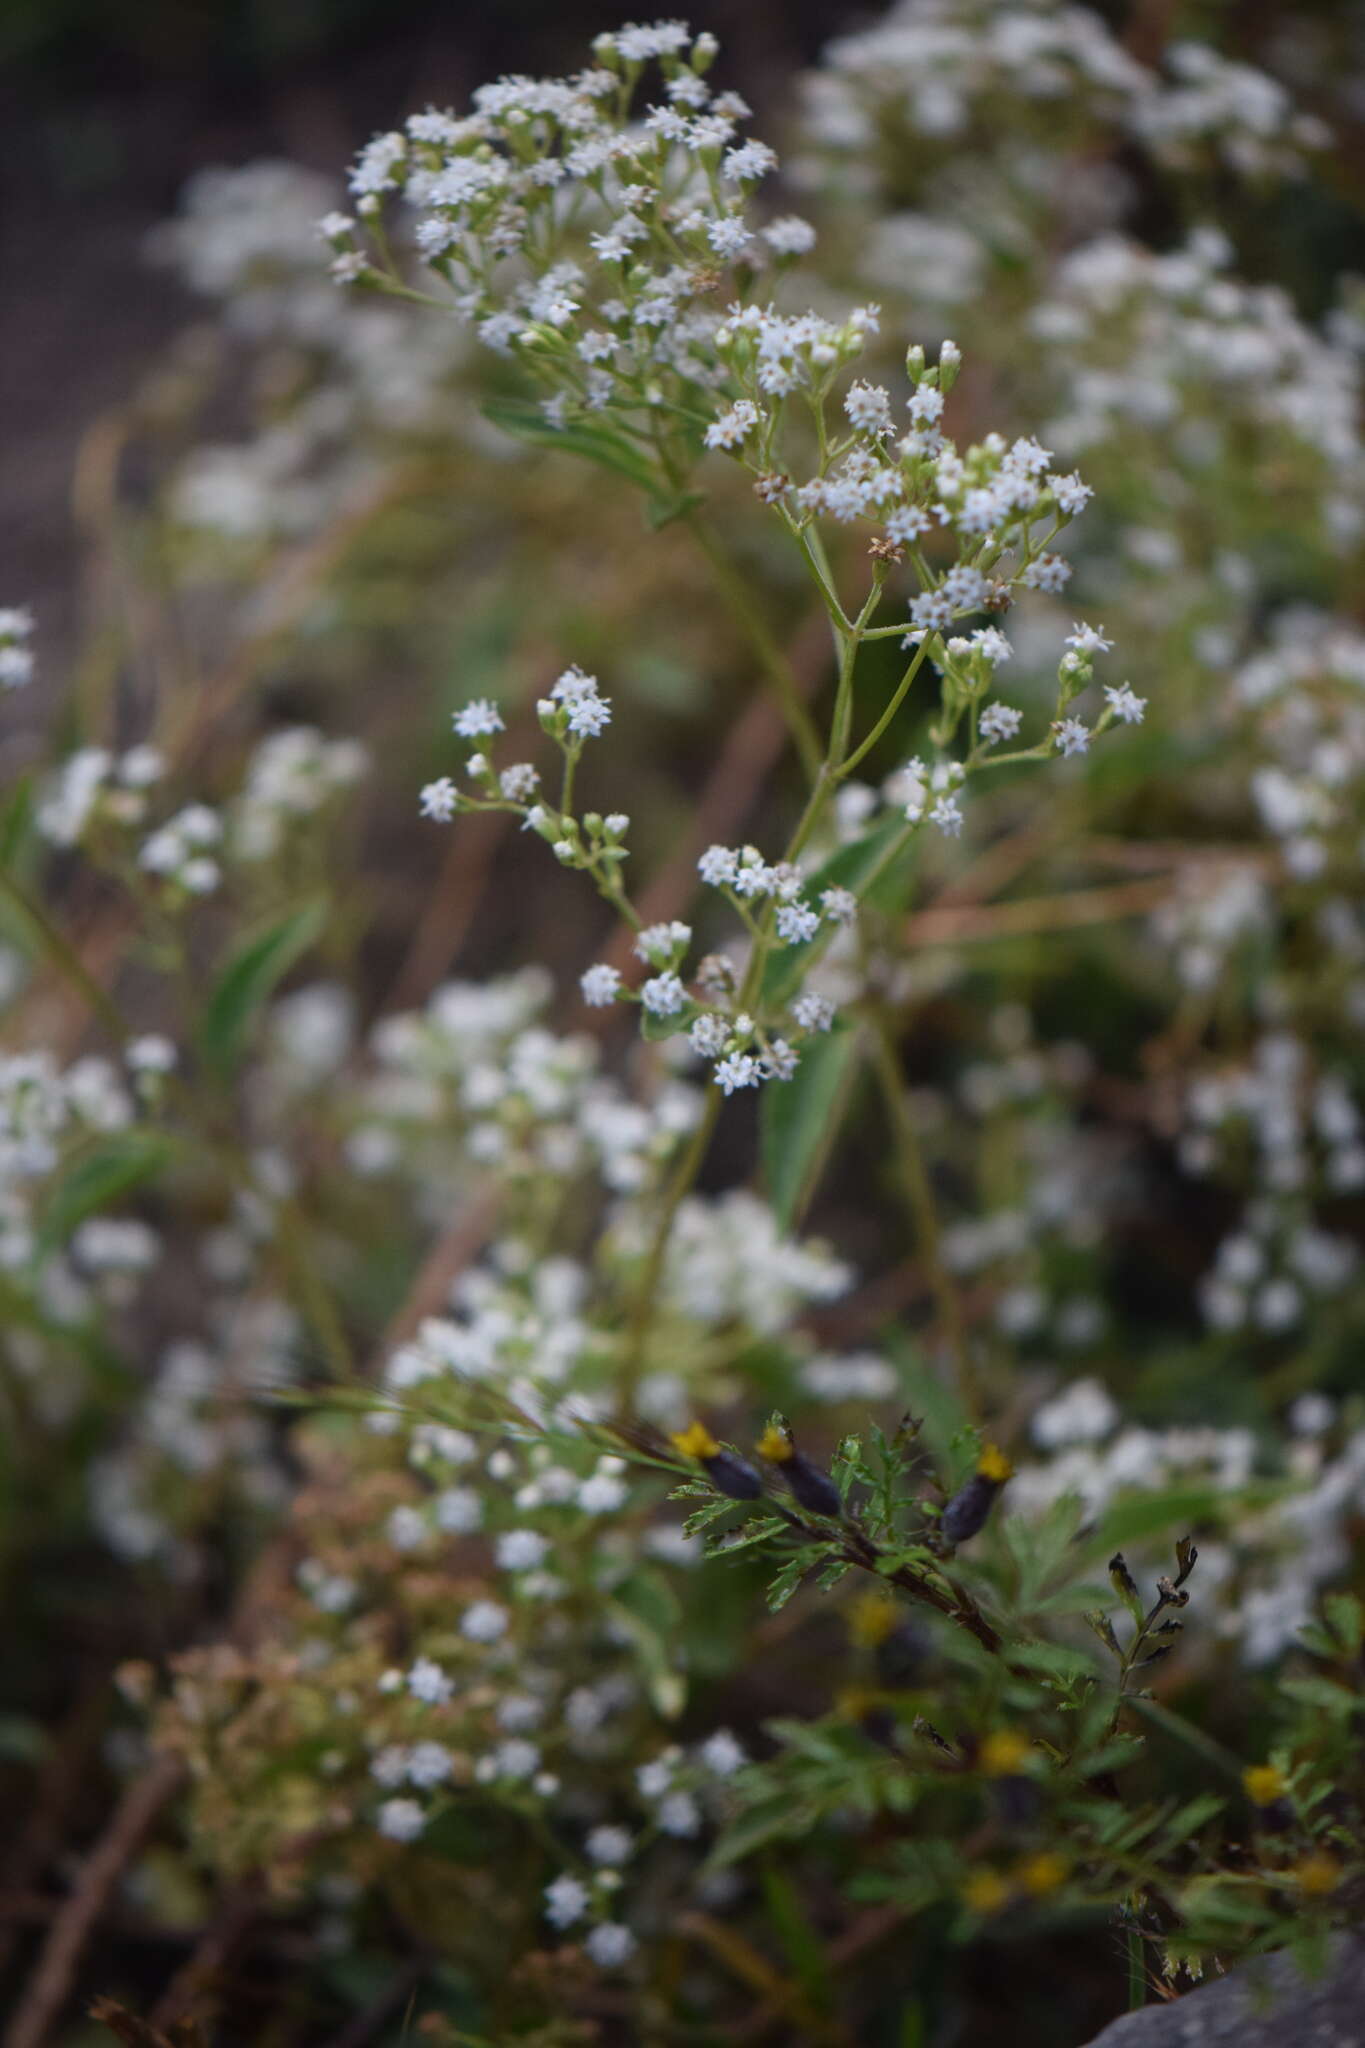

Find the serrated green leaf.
xmin=761 ymin=1025 xmax=860 ymax=1233
xmin=37 ymin=1130 xmax=178 ymax=1255
xmin=199 ymin=899 xmax=326 ymax=1078
xmin=766 ymin=1550 xmax=818 ymax=1612
xmin=706 ymin=1516 xmax=786 ymax=1559
xmin=683 ymin=1499 xmax=738 ymax=1539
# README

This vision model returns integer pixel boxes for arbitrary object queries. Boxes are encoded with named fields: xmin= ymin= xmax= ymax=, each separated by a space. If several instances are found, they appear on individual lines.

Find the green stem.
xmin=838 ymin=634 xmax=938 ymax=782
xmin=868 ymin=1014 xmax=978 ymax=1418
xmin=829 ymin=577 xmax=885 ymax=770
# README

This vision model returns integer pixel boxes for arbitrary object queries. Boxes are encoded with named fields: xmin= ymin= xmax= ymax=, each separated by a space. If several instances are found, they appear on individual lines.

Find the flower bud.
xmin=939 ymin=1443 xmax=1012 ymax=1546
xmin=672 ymin=1421 xmax=763 ymax=1500
xmin=756 ymin=1423 xmax=841 ymax=1518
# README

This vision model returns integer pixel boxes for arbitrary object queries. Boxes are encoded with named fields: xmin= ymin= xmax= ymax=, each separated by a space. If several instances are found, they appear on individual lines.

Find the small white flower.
xmin=496 ymin=1529 xmax=549 ymax=1571
xmin=637 ymin=1758 xmax=674 ymax=1799
xmin=761 ymin=215 xmax=815 ymax=255
xmin=641 ymin=973 xmax=687 ymax=1018
xmin=377 ymin=1798 xmax=425 ymax=1842
xmin=492 ymin=1737 xmax=540 ymax=1779
xmin=1054 ymin=717 xmax=1091 ymax=758
xmin=406 ymin=1657 xmax=454 ymax=1705
xmin=931 ymin=794 xmax=964 ymax=836
xmin=634 ymin=921 xmax=691 ymax=965
xmin=587 ymin=1824 xmax=634 ymax=1865
xmin=689 ymin=1014 xmax=730 ymax=1059
xmin=453 ymin=699 xmax=504 ymax=739
xmin=1053 ymin=472 xmax=1092 ymax=515
xmin=581 ymin=963 xmax=622 ymax=1007
xmin=578 ymin=1472 xmax=627 ymax=1514
xmin=585 ymin=1922 xmax=637 ymax=1969
xmin=820 ymin=887 xmax=856 ymax=925
xmin=1064 ymin=623 xmax=1112 ymax=656
xmin=657 ymin=1790 xmax=701 ymax=1837
xmin=500 ymin=763 xmax=539 ymax=800
xmin=775 ymin=902 xmax=820 ymax=945
xmin=419 ymin=777 xmax=459 ymax=822
xmin=407 ymin=1740 xmax=454 ymax=1788
xmin=792 ymin=993 xmax=835 ymax=1033
xmin=461 ymin=1600 xmax=509 ymax=1643
xmin=715 ymin=1051 xmax=759 ymax=1093
xmin=697 ymin=844 xmax=739 ymax=887
xmin=127 ymin=1035 xmax=176 ymax=1074
xmin=566 ymin=692 xmax=612 ymax=738
xmin=545 ymin=1874 xmax=590 ymax=1928
xmin=1104 ymin=683 xmax=1146 ymax=724
xmin=435 ymin=1486 xmax=482 ymax=1534
xmin=700 ymin=1729 xmax=746 ymax=1776
xmin=844 ymin=381 xmax=892 ymax=434
xmin=978 ymin=703 xmax=1022 ymax=745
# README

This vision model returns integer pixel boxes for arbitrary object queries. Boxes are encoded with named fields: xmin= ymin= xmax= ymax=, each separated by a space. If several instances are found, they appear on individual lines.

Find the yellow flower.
xmin=1016 ymin=1851 xmax=1070 ymax=1897
xmin=672 ymin=1420 xmax=720 ymax=1461
xmin=977 ymin=1442 xmax=1014 ymax=1484
xmin=848 ymin=1592 xmax=899 ymax=1648
xmin=1242 ymin=1764 xmax=1287 ymax=1807
xmin=755 ymin=1423 xmax=793 ymax=1464
xmin=1291 ymin=1853 xmax=1339 ymax=1897
xmin=962 ymin=1868 xmax=1011 ymax=1915
xmin=979 ymin=1729 xmax=1032 ymax=1776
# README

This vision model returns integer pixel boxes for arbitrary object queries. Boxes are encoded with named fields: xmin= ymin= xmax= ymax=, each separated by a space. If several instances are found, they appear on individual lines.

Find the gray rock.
xmin=1079 ymin=1937 xmax=1365 ymax=2048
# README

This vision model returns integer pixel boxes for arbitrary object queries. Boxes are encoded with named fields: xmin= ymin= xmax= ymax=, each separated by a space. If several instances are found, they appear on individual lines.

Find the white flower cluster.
xmin=811 ymin=0 xmax=1326 ymax=187
xmin=353 ymin=966 xmax=700 ymax=1196
xmin=36 ymin=744 xmax=165 ymax=849
xmin=236 ymin=726 xmax=369 ymax=860
xmin=334 ymin=23 xmax=814 ymax=442
xmin=1036 ymin=230 xmax=1361 ymax=529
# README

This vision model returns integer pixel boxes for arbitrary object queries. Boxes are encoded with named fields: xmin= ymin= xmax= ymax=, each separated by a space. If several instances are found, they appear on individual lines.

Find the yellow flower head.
xmin=849 ymin=1592 xmax=899 ymax=1648
xmin=1016 ymin=1851 xmax=1070 ymax=1897
xmin=977 ymin=1442 xmax=1014 ymax=1484
xmin=1291 ymin=1853 xmax=1339 ymax=1897
xmin=962 ymin=1869 xmax=1011 ymax=1916
xmin=1242 ymin=1764 xmax=1287 ymax=1807
xmin=756 ymin=1423 xmax=794 ymax=1464
xmin=979 ymin=1729 xmax=1032 ymax=1777
xmin=672 ymin=1420 xmax=720 ymax=1461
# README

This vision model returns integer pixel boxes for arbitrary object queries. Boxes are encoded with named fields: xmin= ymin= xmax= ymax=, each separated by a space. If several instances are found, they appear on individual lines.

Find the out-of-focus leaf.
xmin=199 ymin=899 xmax=326 ymax=1077
xmin=482 ymin=400 xmax=660 ymax=495
xmin=37 ymin=1130 xmax=177 ymax=1255
xmin=761 ymin=1024 xmax=860 ymax=1232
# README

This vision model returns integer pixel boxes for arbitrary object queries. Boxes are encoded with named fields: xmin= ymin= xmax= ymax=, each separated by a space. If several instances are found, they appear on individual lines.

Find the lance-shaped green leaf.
xmin=37 ymin=1130 xmax=179 ymax=1257
xmin=482 ymin=400 xmax=661 ymax=495
xmin=199 ymin=899 xmax=327 ymax=1079
xmin=761 ymin=1024 xmax=860 ymax=1233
